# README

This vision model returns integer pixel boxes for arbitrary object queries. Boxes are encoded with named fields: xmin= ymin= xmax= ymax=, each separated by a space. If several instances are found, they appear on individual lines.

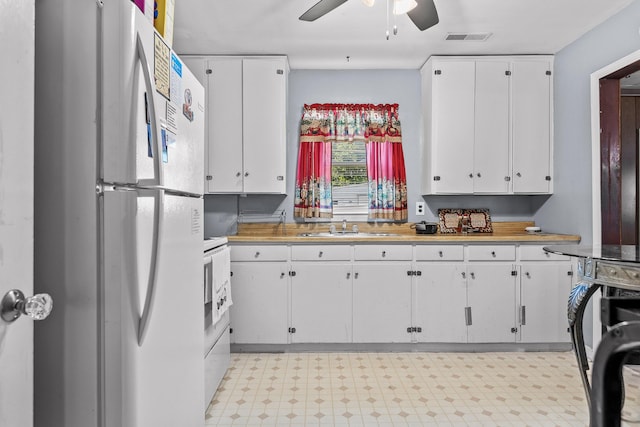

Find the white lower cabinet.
xmin=352 ymin=262 xmax=413 ymax=343
xmin=229 ymin=242 xmax=573 ymax=346
xmin=290 ymin=262 xmax=352 ymax=343
xmin=229 ymin=261 xmax=289 ymax=344
xmin=414 ymin=262 xmax=467 ymax=342
xmin=230 ymin=245 xmax=289 ymax=344
xmin=519 ymin=262 xmax=572 ymax=343
xmin=466 ymin=263 xmax=518 ymax=343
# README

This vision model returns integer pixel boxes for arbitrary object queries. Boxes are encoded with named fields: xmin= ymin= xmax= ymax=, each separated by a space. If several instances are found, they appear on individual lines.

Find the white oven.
xmin=203 ymin=237 xmax=231 ymax=409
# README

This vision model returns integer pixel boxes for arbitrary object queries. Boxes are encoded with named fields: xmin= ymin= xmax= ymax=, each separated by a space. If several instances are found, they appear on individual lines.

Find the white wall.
xmin=534 ymin=0 xmax=640 ymax=244
xmin=205 ymin=69 xmax=544 ymax=236
xmin=533 ymin=0 xmax=640 ymax=348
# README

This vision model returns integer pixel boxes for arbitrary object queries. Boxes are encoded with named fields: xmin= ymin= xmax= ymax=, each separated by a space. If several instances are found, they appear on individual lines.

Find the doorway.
xmin=598 ymin=60 xmax=640 ymax=245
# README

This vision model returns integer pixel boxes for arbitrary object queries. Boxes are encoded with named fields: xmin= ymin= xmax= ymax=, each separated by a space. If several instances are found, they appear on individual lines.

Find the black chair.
xmin=590 ymin=297 xmax=640 ymax=427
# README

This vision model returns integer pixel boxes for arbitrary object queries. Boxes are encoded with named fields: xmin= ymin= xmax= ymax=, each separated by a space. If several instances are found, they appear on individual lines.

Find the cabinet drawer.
xmin=291 ymin=245 xmax=352 ymax=261
xmin=468 ymin=245 xmax=515 ymax=261
xmin=354 ymin=245 xmax=412 ymax=261
xmin=415 ymin=245 xmax=464 ymax=261
xmin=230 ymin=245 xmax=288 ymax=261
xmin=520 ymin=245 xmax=569 ymax=261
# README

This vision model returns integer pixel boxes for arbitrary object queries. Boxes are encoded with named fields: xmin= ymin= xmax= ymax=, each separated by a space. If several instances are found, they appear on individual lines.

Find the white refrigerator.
xmin=34 ymin=0 xmax=205 ymax=426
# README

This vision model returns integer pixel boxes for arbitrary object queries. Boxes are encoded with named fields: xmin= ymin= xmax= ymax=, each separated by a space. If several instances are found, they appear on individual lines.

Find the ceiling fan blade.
xmin=407 ymin=0 xmax=439 ymax=31
xmin=299 ymin=0 xmax=350 ymax=21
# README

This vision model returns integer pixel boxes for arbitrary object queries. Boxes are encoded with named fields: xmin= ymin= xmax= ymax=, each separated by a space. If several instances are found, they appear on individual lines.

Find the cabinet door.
xmin=352 ymin=263 xmax=412 ymax=343
xmin=512 ymin=60 xmax=552 ymax=193
xmin=242 ymin=58 xmax=287 ymax=194
xmin=206 ymin=58 xmax=244 ymax=193
xmin=466 ymin=264 xmax=517 ymax=343
xmin=414 ymin=263 xmax=467 ymax=342
xmin=474 ymin=61 xmax=510 ymax=193
xmin=520 ymin=262 xmax=572 ymax=343
xmin=431 ymin=61 xmax=475 ymax=193
xmin=229 ymin=261 xmax=288 ymax=344
xmin=290 ymin=262 xmax=352 ymax=343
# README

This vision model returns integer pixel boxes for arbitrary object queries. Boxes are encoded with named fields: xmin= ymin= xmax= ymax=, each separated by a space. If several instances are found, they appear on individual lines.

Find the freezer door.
xmin=101 ymin=0 xmax=204 ymax=195
xmin=103 ymin=190 xmax=204 ymax=427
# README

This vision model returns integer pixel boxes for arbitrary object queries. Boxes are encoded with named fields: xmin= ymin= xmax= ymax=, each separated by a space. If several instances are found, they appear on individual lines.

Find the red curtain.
xmin=365 ymin=104 xmax=408 ymax=220
xmin=294 ymin=103 xmax=407 ymax=221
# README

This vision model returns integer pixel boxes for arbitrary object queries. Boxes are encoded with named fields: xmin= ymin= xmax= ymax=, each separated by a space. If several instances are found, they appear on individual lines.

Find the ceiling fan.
xmin=299 ymin=0 xmax=439 ymax=32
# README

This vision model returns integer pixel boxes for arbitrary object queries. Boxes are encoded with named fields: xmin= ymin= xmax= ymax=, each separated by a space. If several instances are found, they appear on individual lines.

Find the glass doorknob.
xmin=1 ymin=289 xmax=53 ymax=322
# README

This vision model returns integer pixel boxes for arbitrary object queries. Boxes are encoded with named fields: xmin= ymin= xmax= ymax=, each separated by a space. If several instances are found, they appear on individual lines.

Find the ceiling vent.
xmin=445 ymin=32 xmax=492 ymax=41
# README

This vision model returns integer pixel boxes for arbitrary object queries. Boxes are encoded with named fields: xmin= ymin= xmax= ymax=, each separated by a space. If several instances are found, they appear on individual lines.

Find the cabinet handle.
xmin=491 ymin=251 xmax=496 ymax=257
xmin=461 ymin=272 xmax=466 ymax=279
xmin=516 ymin=172 xmax=522 ymax=177
xmin=465 ymin=307 xmax=472 ymax=326
xmin=438 ymin=251 xmax=443 ymax=258
xmin=245 ymin=172 xmax=249 ymax=177
xmin=354 ymin=272 xmax=359 ymax=279
xmin=504 ymin=176 xmax=511 ymax=182
xmin=254 ymin=251 xmax=260 ymax=258
xmin=347 ymin=272 xmax=351 ymax=279
xmin=520 ymin=305 xmax=527 ymax=325
xmin=236 ymin=172 xmax=241 ymax=177
xmin=468 ymin=173 xmax=473 ymax=178
xmin=280 ymin=272 xmax=285 ymax=278
xmin=318 ymin=251 xmax=323 ymax=258
xmin=525 ymin=272 xmax=531 ymax=278
xmin=477 ymin=173 xmax=481 ymax=178
xmin=382 ymin=251 xmax=386 ymax=258
xmin=470 ymin=272 xmax=475 ymax=279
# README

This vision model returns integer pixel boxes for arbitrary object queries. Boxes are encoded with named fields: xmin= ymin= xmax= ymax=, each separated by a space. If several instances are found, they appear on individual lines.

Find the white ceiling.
xmin=173 ymin=0 xmax=634 ymax=70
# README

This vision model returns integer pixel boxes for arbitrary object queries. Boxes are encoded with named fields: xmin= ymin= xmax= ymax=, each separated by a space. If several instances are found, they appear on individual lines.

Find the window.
xmin=294 ymin=103 xmax=408 ymax=222
xmin=331 ymin=140 xmax=368 ymax=218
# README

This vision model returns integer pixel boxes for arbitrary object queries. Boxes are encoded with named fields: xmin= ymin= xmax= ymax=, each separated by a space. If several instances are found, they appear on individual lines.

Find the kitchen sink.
xmin=297 ymin=232 xmax=401 ymax=238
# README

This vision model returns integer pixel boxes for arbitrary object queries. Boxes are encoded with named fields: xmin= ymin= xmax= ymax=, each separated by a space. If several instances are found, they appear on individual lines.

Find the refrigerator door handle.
xmin=138 ymin=188 xmax=165 ymax=346
xmin=135 ymin=34 xmax=164 ymax=188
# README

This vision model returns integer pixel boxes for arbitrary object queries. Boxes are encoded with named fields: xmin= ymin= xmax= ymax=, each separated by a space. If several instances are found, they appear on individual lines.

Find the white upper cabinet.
xmin=511 ymin=60 xmax=553 ymax=193
xmin=474 ymin=60 xmax=511 ymax=193
xmin=420 ymin=55 xmax=553 ymax=195
xmin=425 ymin=59 xmax=475 ymax=193
xmin=183 ymin=56 xmax=288 ymax=194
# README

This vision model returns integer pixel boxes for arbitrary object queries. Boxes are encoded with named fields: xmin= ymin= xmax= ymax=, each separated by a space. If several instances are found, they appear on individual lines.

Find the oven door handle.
xmin=204 ymin=255 xmax=213 ymax=304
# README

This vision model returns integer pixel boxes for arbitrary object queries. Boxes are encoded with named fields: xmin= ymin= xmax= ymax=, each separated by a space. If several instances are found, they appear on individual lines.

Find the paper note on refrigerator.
xmin=154 ymin=33 xmax=170 ymax=100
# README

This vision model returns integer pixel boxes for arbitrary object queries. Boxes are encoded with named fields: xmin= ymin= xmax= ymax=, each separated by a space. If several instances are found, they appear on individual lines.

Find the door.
xmin=290 ymin=262 xmax=352 ymax=343
xmin=242 ymin=58 xmax=287 ymax=193
xmin=229 ymin=261 xmax=289 ymax=344
xmin=512 ymin=60 xmax=552 ymax=193
xmin=0 ymin=0 xmax=35 ymax=425
xmin=474 ymin=61 xmax=510 ymax=193
xmin=102 ymin=0 xmax=204 ymax=195
xmin=520 ymin=262 xmax=573 ymax=343
xmin=352 ymin=263 xmax=413 ymax=343
xmin=206 ymin=58 xmax=243 ymax=193
xmin=414 ymin=262 xmax=468 ymax=342
xmin=103 ymin=191 xmax=204 ymax=426
xmin=466 ymin=264 xmax=518 ymax=343
xmin=431 ymin=60 xmax=475 ymax=193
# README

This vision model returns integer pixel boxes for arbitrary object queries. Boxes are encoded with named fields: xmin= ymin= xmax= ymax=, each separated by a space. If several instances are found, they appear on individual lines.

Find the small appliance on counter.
xmin=411 ymin=221 xmax=439 ymax=234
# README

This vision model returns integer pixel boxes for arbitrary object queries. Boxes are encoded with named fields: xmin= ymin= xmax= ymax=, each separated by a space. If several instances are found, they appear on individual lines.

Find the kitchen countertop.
xmin=226 ymin=221 xmax=580 ymax=244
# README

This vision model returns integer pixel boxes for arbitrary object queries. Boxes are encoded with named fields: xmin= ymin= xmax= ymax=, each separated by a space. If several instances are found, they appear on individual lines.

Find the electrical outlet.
xmin=416 ymin=201 xmax=425 ymax=216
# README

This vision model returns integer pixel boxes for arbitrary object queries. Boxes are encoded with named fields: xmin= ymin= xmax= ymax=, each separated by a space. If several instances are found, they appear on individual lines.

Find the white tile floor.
xmin=205 ymin=351 xmax=640 ymax=426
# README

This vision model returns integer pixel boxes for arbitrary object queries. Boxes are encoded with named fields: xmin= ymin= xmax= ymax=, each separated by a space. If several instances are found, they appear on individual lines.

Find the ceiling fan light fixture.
xmin=361 ymin=0 xmax=375 ymax=7
xmin=393 ymin=0 xmax=417 ymax=15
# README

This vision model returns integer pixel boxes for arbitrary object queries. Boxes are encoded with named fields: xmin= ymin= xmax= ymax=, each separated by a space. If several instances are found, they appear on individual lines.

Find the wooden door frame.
xmin=589 ymin=49 xmax=640 ymax=354
xmin=591 ymin=50 xmax=640 ymax=247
